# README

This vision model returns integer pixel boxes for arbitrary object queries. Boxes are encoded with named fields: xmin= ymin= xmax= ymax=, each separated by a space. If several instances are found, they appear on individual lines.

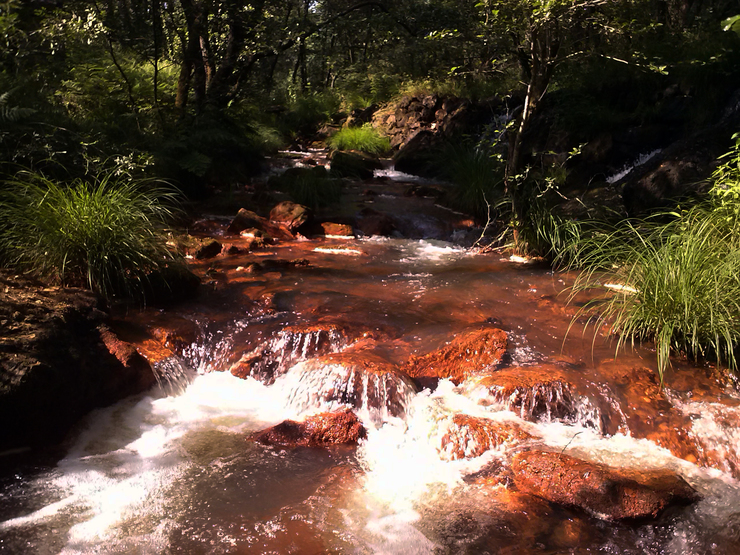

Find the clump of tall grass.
xmin=0 ymin=170 xmax=182 ymax=300
xmin=328 ymin=124 xmax=390 ymax=155
xmin=562 ymin=154 xmax=740 ymax=383
xmin=438 ymin=143 xmax=504 ymax=220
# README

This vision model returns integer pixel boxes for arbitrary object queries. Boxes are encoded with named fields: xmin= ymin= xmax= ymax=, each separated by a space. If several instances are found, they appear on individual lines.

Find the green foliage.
xmin=279 ymin=93 xmax=341 ymax=137
xmin=0 ymin=170 xmax=182 ymax=300
xmin=564 ymin=207 xmax=740 ymax=384
xmin=328 ymin=125 xmax=389 ymax=155
xmin=437 ymin=142 xmax=505 ymax=219
xmin=561 ymin=142 xmax=740 ymax=382
xmin=268 ymin=166 xmax=342 ymax=210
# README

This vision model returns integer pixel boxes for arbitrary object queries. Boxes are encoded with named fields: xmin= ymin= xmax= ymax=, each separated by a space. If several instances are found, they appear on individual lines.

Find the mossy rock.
xmin=330 ymin=150 xmax=382 ymax=180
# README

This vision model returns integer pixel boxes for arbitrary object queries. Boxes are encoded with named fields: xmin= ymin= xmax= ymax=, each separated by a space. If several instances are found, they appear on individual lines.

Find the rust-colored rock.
xmin=511 ymin=450 xmax=699 ymax=520
xmin=403 ymin=327 xmax=507 ymax=385
xmin=229 ymin=322 xmax=383 ymax=384
xmin=251 ymin=408 xmax=366 ymax=447
xmin=98 ymin=325 xmax=156 ymax=391
xmin=476 ymin=366 xmax=577 ymax=419
xmin=226 ymin=208 xmax=266 ymax=235
xmin=440 ymin=414 xmax=534 ymax=460
xmin=269 ymin=201 xmax=312 ymax=231
xmin=318 ymin=222 xmax=354 ymax=237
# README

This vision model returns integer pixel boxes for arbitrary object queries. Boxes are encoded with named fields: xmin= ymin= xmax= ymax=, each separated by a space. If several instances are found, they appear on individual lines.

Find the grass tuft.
xmin=563 ymin=204 xmax=740 ymax=383
xmin=328 ymin=124 xmax=390 ymax=155
xmin=0 ymin=170 xmax=182 ymax=300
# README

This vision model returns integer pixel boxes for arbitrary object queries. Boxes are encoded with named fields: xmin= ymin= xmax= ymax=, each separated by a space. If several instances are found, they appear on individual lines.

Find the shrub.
xmin=328 ymin=124 xmax=390 ymax=155
xmin=0 ymin=170 xmax=182 ymax=300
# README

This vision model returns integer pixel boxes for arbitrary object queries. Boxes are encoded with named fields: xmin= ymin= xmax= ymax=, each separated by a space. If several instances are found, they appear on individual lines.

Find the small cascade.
xmin=230 ymin=324 xmax=353 ymax=384
xmin=279 ymin=358 xmax=417 ymax=424
xmin=152 ymin=357 xmax=196 ymax=396
xmin=671 ymin=394 xmax=740 ymax=479
xmin=606 ymin=149 xmax=662 ymax=184
xmin=473 ymin=379 xmax=610 ymax=434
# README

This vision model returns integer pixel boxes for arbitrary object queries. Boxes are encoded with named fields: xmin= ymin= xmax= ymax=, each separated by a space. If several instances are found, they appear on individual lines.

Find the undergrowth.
xmin=0 ymin=170 xmax=182 ymax=300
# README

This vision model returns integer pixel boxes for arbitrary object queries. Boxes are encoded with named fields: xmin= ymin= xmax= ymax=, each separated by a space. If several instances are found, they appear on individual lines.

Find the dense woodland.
xmin=1 ymin=0 xmax=740 ymax=379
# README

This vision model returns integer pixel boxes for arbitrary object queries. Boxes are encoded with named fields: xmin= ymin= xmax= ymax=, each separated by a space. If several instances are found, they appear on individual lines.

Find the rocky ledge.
xmin=0 ymin=271 xmax=156 ymax=452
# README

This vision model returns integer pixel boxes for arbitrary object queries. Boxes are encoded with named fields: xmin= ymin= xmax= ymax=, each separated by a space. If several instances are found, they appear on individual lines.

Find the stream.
xmin=1 ymin=169 xmax=740 ymax=554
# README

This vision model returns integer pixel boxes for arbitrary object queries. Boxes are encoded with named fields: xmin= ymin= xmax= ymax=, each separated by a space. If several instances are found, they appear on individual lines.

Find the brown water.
xmin=1 ymin=173 xmax=740 ymax=554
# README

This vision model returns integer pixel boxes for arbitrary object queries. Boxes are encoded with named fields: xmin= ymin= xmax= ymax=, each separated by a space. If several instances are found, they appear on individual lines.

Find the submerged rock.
xmin=251 ymin=408 xmax=366 ymax=447
xmin=403 ymin=327 xmax=507 ymax=385
xmin=439 ymin=414 xmax=535 ymax=460
xmin=511 ymin=450 xmax=699 ymax=520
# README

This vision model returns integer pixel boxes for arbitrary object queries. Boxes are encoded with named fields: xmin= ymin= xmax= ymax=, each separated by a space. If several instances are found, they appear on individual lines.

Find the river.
xmin=1 ymin=169 xmax=739 ymax=554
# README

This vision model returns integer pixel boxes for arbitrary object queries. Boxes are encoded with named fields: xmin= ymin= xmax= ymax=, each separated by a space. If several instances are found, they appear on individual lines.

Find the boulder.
xmin=226 ymin=208 xmax=267 ymax=235
xmin=440 ymin=414 xmax=535 ymax=460
xmin=330 ymin=150 xmax=382 ymax=180
xmin=316 ymin=222 xmax=354 ymax=237
xmin=193 ymin=238 xmax=222 ymax=260
xmin=392 ymin=130 xmax=439 ymax=177
xmin=355 ymin=207 xmax=397 ymax=237
xmin=269 ymin=201 xmax=312 ymax=232
xmin=511 ymin=450 xmax=699 ymax=520
xmin=251 ymin=408 xmax=366 ymax=447
xmin=0 ymin=272 xmax=156 ymax=450
xmin=403 ymin=327 xmax=507 ymax=385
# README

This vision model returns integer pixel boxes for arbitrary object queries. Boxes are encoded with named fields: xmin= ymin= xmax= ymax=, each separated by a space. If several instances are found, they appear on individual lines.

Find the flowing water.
xmin=1 ymin=177 xmax=740 ymax=554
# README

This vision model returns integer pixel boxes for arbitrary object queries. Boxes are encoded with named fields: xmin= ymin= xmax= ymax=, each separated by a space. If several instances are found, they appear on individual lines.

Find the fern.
xmin=0 ymin=90 xmax=35 ymax=123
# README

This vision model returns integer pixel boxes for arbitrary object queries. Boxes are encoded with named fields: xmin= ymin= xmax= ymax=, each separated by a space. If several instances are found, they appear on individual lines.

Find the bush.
xmin=328 ymin=124 xmax=390 ymax=155
xmin=0 ymin=170 xmax=182 ymax=300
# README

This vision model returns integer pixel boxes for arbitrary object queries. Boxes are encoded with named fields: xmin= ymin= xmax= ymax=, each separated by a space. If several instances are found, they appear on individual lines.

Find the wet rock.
xmin=330 ymin=150 xmax=382 ymax=180
xmin=440 ymin=414 xmax=535 ymax=460
xmin=269 ymin=200 xmax=312 ymax=232
xmin=511 ymin=450 xmax=699 ymax=520
xmin=403 ymin=327 xmax=507 ymax=385
xmin=230 ymin=322 xmax=358 ymax=383
xmin=356 ymin=207 xmax=396 ymax=237
xmin=474 ymin=365 xmax=614 ymax=434
xmin=193 ymin=238 xmax=222 ymax=260
xmin=251 ymin=408 xmax=366 ymax=447
xmin=226 ymin=208 xmax=266 ymax=235
xmin=0 ymin=272 xmax=156 ymax=450
xmin=316 ymin=222 xmax=354 ymax=237
xmin=286 ymin=352 xmax=416 ymax=421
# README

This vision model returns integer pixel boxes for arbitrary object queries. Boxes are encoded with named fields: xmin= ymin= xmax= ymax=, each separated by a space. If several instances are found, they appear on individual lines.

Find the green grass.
xmin=328 ymin=124 xmax=390 ymax=155
xmin=0 ymin=170 xmax=182 ymax=300
xmin=437 ymin=143 xmax=504 ymax=220
xmin=563 ymin=204 xmax=740 ymax=383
